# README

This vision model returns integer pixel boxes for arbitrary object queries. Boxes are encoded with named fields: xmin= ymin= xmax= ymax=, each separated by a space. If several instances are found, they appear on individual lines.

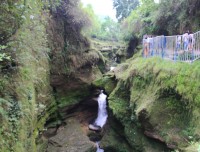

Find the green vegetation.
xmin=113 ymin=0 xmax=139 ymax=21
xmin=81 ymin=4 xmax=122 ymax=41
xmin=0 ymin=0 xmax=25 ymax=67
xmin=90 ymin=0 xmax=200 ymax=150
xmin=100 ymin=117 xmax=133 ymax=152
xmin=1 ymin=0 xmax=200 ymax=151
xmin=0 ymin=0 xmax=25 ymax=44
xmin=0 ymin=0 xmax=54 ymax=151
xmin=120 ymin=0 xmax=200 ymax=41
xmin=94 ymin=57 xmax=200 ymax=151
xmin=0 ymin=0 xmax=97 ymax=150
xmin=58 ymin=87 xmax=90 ymax=108
xmin=93 ymin=74 xmax=117 ymax=94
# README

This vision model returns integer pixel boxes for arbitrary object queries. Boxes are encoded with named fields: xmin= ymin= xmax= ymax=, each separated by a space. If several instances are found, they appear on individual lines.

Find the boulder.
xmin=46 ymin=118 xmax=95 ymax=152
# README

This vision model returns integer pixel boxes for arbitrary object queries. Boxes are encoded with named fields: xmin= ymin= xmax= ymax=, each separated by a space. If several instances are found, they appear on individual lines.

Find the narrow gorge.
xmin=1 ymin=0 xmax=200 ymax=152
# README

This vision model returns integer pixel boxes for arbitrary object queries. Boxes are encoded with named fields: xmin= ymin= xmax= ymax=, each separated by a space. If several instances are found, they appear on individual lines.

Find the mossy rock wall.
xmin=0 ymin=0 xmax=105 ymax=152
xmin=94 ymin=57 xmax=200 ymax=151
xmin=46 ymin=0 xmax=104 ymax=125
xmin=0 ymin=1 xmax=55 ymax=151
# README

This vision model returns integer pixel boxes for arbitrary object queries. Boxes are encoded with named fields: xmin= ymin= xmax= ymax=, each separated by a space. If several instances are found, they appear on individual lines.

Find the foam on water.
xmin=94 ymin=91 xmax=108 ymax=127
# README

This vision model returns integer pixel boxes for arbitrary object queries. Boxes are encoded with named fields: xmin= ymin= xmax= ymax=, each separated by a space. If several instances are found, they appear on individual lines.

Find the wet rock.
xmin=43 ymin=128 xmax=57 ymax=138
xmin=88 ymin=124 xmax=101 ymax=131
xmin=46 ymin=118 xmax=95 ymax=152
xmin=81 ymin=98 xmax=98 ymax=108
xmin=93 ymin=89 xmax=101 ymax=96
xmin=87 ymin=131 xmax=102 ymax=142
xmin=100 ymin=118 xmax=133 ymax=152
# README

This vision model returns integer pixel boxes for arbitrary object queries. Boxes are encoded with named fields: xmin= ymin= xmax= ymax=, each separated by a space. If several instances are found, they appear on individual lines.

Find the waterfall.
xmin=94 ymin=91 xmax=108 ymax=127
xmin=88 ymin=90 xmax=107 ymax=152
xmin=96 ymin=142 xmax=104 ymax=152
xmin=110 ymin=66 xmax=115 ymax=71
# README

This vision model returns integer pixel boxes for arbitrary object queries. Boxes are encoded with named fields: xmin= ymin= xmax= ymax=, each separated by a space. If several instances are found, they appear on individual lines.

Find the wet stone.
xmin=88 ymin=124 xmax=101 ymax=131
xmin=46 ymin=118 xmax=95 ymax=152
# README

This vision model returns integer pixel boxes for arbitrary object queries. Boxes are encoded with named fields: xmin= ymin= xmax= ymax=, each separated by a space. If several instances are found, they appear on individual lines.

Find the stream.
xmin=94 ymin=91 xmax=108 ymax=127
xmin=93 ymin=90 xmax=108 ymax=152
xmin=96 ymin=141 xmax=104 ymax=152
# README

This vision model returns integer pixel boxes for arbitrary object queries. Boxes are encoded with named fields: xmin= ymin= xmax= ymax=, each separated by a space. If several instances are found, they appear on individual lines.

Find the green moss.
xmin=101 ymin=56 xmax=200 ymax=150
xmin=114 ymin=57 xmax=200 ymax=108
xmin=0 ymin=0 xmax=54 ymax=151
xmin=57 ymin=87 xmax=90 ymax=108
xmin=126 ymin=123 xmax=173 ymax=152
xmin=101 ymin=118 xmax=133 ymax=152
xmin=40 ymin=85 xmax=91 ymax=128
xmin=98 ymin=59 xmax=107 ymax=73
xmin=93 ymin=74 xmax=117 ymax=94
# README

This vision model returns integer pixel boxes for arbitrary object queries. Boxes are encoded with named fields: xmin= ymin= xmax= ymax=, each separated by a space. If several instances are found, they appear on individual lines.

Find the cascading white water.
xmin=96 ymin=142 xmax=104 ymax=152
xmin=94 ymin=91 xmax=108 ymax=127
xmin=110 ymin=66 xmax=115 ymax=71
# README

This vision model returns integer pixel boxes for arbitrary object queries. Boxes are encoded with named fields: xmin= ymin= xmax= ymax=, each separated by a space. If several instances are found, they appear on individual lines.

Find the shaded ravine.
xmin=41 ymin=85 xmax=173 ymax=152
xmin=42 ymin=89 xmax=108 ymax=152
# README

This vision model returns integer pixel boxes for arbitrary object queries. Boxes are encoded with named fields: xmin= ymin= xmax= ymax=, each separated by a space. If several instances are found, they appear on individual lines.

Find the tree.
xmin=120 ymin=0 xmax=157 ymax=40
xmin=82 ymin=4 xmax=121 ymax=41
xmin=81 ymin=4 xmax=101 ymax=37
xmin=100 ymin=16 xmax=121 ymax=41
xmin=113 ymin=0 xmax=139 ymax=21
xmin=120 ymin=0 xmax=200 ymax=41
xmin=155 ymin=0 xmax=200 ymax=34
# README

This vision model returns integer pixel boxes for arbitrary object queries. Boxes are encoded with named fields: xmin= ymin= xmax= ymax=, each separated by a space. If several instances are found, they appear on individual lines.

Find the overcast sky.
xmin=81 ymin=0 xmax=117 ymax=20
xmin=81 ymin=0 xmax=159 ymax=20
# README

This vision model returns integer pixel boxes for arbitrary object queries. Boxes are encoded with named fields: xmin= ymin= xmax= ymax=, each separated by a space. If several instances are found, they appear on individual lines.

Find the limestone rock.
xmin=46 ymin=118 xmax=95 ymax=152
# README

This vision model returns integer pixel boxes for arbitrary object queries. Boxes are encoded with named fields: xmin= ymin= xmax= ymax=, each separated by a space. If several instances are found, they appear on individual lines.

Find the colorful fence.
xmin=143 ymin=31 xmax=200 ymax=62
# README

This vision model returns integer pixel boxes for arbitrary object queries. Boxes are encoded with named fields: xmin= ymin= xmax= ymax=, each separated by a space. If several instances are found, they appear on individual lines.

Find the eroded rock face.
xmin=41 ymin=89 xmax=103 ymax=152
xmin=45 ymin=0 xmax=105 ymax=125
xmin=46 ymin=118 xmax=95 ymax=152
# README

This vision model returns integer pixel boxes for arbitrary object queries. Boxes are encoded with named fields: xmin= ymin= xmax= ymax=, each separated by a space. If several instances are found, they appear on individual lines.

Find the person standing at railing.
xmin=183 ymin=31 xmax=189 ymax=51
xmin=143 ymin=35 xmax=148 ymax=58
xmin=149 ymin=36 xmax=153 ymax=56
xmin=161 ymin=35 xmax=166 ymax=58
xmin=177 ymin=35 xmax=182 ymax=51
xmin=188 ymin=32 xmax=195 ymax=60
xmin=146 ymin=36 xmax=151 ymax=57
xmin=188 ymin=32 xmax=194 ymax=52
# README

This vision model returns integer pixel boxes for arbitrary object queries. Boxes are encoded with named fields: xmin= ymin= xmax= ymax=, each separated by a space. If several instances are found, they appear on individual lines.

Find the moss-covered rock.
xmin=93 ymin=73 xmax=117 ymax=94
xmin=0 ymin=0 xmax=55 ymax=151
xmin=95 ymin=57 xmax=200 ymax=151
xmin=0 ymin=0 xmax=104 ymax=151
xmin=100 ymin=117 xmax=133 ymax=152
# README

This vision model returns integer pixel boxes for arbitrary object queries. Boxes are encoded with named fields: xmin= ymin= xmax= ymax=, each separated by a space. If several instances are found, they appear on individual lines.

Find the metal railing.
xmin=143 ymin=31 xmax=200 ymax=62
